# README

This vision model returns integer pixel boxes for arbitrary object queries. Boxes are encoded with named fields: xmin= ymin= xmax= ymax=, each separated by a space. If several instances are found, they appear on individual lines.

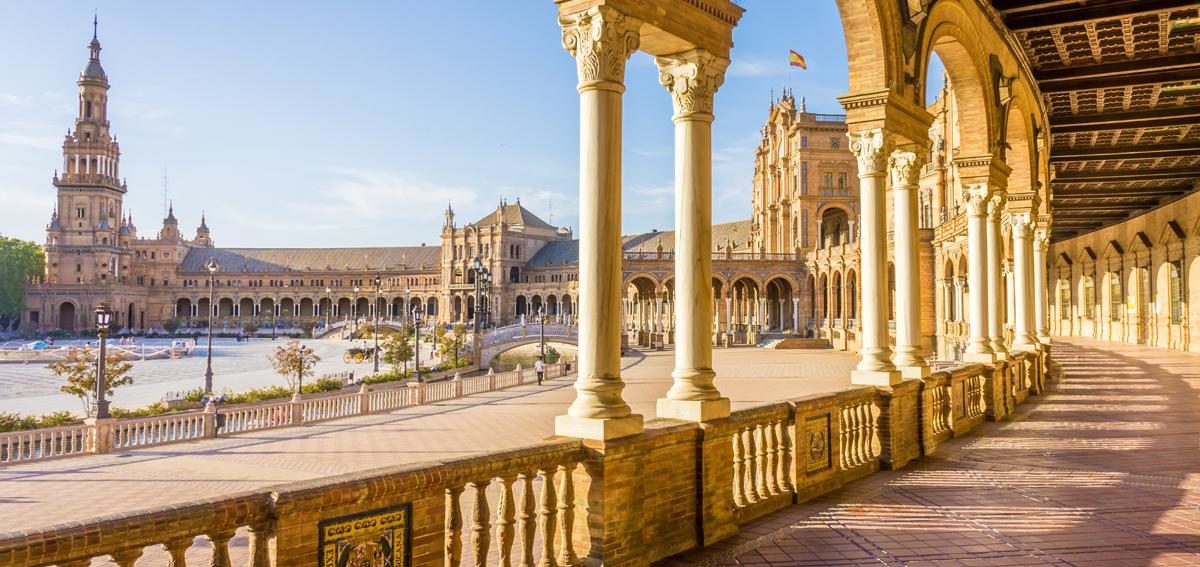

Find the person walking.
xmin=535 ymin=356 xmax=545 ymax=385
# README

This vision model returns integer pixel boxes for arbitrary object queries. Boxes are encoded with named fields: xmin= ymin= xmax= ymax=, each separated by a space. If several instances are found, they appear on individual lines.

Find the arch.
xmin=515 ymin=295 xmax=528 ymax=318
xmin=218 ymin=297 xmax=235 ymax=318
xmin=426 ymin=297 xmax=438 ymax=317
xmin=1002 ymin=98 xmax=1036 ymax=196
xmin=546 ymin=294 xmax=559 ymax=317
xmin=452 ymin=295 xmax=463 ymax=322
xmin=817 ymin=273 xmax=829 ymax=322
xmin=466 ymin=295 xmax=476 ymax=322
xmin=819 ymin=207 xmax=852 ymax=248
xmin=300 ymin=297 xmax=315 ymax=318
xmin=58 ymin=301 xmax=77 ymax=331
xmin=509 ymin=266 xmax=520 ymax=283
xmin=175 ymin=298 xmax=193 ymax=323
xmin=832 ymin=0 xmax=899 ymax=94
xmin=280 ymin=298 xmax=296 ymax=318
xmin=846 ymin=268 xmax=859 ymax=321
xmin=355 ymin=297 xmax=369 ymax=318
xmin=337 ymin=297 xmax=352 ymax=318
xmin=239 ymin=297 xmax=254 ymax=319
xmin=916 ymin=11 xmax=997 ymax=157
xmin=530 ymin=294 xmax=544 ymax=316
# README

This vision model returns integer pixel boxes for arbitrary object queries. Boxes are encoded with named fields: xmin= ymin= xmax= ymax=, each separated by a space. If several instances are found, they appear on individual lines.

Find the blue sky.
xmin=0 ymin=1 xmax=922 ymax=248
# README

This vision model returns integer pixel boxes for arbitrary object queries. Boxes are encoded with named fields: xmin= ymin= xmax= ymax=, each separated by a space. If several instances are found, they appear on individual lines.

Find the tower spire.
xmin=93 ymin=11 xmax=98 ymax=41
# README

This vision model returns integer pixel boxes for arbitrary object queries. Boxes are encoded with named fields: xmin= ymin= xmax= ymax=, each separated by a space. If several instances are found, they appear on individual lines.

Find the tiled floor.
xmin=658 ymin=338 xmax=1200 ymax=567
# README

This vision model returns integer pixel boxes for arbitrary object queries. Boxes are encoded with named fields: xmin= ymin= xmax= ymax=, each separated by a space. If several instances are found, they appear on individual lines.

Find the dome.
xmin=81 ymin=59 xmax=107 ymax=82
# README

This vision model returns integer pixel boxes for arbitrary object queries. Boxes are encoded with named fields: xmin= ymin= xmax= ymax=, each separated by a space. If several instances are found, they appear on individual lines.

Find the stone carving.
xmin=318 ymin=503 xmax=411 ymax=567
xmin=961 ymin=184 xmax=992 ymax=216
xmin=888 ymin=149 xmax=923 ymax=188
xmin=1033 ymin=228 xmax=1050 ymax=251
xmin=1011 ymin=212 xmax=1032 ymax=239
xmin=847 ymin=129 xmax=890 ymax=177
xmin=560 ymin=6 xmax=642 ymax=86
xmin=656 ymin=49 xmax=729 ymax=117
xmin=987 ymin=193 xmax=1007 ymax=220
xmin=805 ymin=413 xmax=831 ymax=473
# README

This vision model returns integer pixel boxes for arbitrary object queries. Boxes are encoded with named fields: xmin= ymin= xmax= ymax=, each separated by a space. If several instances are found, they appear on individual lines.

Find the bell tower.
xmin=45 ymin=18 xmax=131 ymax=285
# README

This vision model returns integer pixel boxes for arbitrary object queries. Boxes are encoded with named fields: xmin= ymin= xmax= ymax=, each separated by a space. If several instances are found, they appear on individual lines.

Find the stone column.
xmin=986 ymin=194 xmax=1009 ymax=359
xmin=962 ymin=184 xmax=995 ymax=362
xmin=656 ymin=49 xmax=730 ymax=422
xmin=889 ymin=149 xmax=928 ymax=378
xmin=724 ymin=295 xmax=732 ymax=333
xmin=555 ymin=6 xmax=644 ymax=440
xmin=1034 ymin=229 xmax=1051 ymax=344
xmin=1011 ymin=213 xmax=1037 ymax=350
xmin=848 ymin=129 xmax=899 ymax=385
xmin=792 ymin=297 xmax=799 ymax=332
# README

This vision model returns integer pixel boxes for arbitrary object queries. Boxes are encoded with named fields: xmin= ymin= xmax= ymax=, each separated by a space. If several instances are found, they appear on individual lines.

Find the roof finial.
xmin=93 ymin=12 xmax=98 ymax=41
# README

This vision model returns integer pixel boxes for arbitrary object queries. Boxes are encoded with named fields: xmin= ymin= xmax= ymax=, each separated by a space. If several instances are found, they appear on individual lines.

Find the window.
xmin=1083 ymin=276 xmax=1095 ymax=320
xmin=800 ymin=136 xmax=808 ymax=149
xmin=76 ymin=207 xmax=86 ymax=219
xmin=1058 ymin=281 xmax=1071 ymax=320
xmin=822 ymin=172 xmax=833 ymax=192
xmin=1169 ymin=261 xmax=1183 ymax=324
xmin=837 ymin=173 xmax=848 ymax=194
xmin=1109 ymin=273 xmax=1122 ymax=322
xmin=85 ymin=100 xmax=92 ymax=118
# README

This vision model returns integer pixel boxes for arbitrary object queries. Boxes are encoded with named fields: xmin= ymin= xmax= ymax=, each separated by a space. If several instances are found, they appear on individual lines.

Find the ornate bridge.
xmin=480 ymin=322 xmax=578 ymax=366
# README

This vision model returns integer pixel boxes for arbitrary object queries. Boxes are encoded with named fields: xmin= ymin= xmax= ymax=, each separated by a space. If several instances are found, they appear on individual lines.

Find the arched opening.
xmin=58 ymin=302 xmax=76 ymax=332
xmin=239 ymin=298 xmax=255 ymax=320
xmin=820 ymin=207 xmax=851 ymax=248
xmin=337 ymin=297 xmax=352 ymax=319
xmin=127 ymin=303 xmax=135 ymax=330
xmin=515 ymin=295 xmax=528 ymax=319
xmin=219 ymin=297 xmax=235 ymax=318
xmin=426 ymin=297 xmax=438 ymax=317
xmin=175 ymin=298 xmax=192 ymax=324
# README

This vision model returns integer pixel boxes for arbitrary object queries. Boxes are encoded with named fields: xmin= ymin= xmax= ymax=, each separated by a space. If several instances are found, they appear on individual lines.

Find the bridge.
xmin=480 ymin=322 xmax=578 ymax=366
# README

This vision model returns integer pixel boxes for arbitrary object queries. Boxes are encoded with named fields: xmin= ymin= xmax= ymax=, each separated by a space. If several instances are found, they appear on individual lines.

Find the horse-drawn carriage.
xmin=343 ymin=345 xmax=377 ymax=363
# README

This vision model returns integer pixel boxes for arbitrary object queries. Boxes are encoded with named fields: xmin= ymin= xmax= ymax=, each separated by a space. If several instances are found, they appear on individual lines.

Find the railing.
xmin=0 ymin=354 xmax=1049 ymax=566
xmin=1 ymin=362 xmax=570 ymax=467
xmin=482 ymin=323 xmax=577 ymax=347
xmin=624 ymin=250 xmax=674 ymax=261
xmin=111 ymin=412 xmax=208 ymax=450
xmin=0 ymin=423 xmax=90 ymax=463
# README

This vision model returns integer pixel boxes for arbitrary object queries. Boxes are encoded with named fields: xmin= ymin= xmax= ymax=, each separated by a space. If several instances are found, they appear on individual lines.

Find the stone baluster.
xmin=470 ymin=479 xmax=492 ymax=567
xmin=446 ymin=486 xmax=465 ymax=567
xmin=754 ymin=424 xmax=769 ymax=500
xmin=556 ymin=463 xmax=579 ymax=566
xmin=764 ymin=421 xmax=779 ymax=495
xmin=517 ymin=472 xmax=537 ymax=567
xmin=111 ymin=549 xmax=144 ymax=567
xmin=536 ymin=468 xmax=559 ymax=567
xmin=741 ymin=428 xmax=758 ymax=503
xmin=495 ymin=475 xmax=516 ymax=567
xmin=731 ymin=431 xmax=747 ymax=507
xmin=206 ymin=530 xmax=235 ymax=567
xmin=774 ymin=420 xmax=790 ymax=493
xmin=164 ymin=537 xmax=192 ymax=566
xmin=246 ymin=523 xmax=272 ymax=567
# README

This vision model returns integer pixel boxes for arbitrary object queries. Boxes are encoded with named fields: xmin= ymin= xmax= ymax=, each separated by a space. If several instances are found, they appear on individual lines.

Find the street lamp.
xmin=94 ymin=305 xmax=112 ymax=419
xmin=324 ymin=286 xmax=332 ymax=330
xmin=204 ymin=258 xmax=219 ymax=395
xmin=404 ymin=287 xmax=411 ymax=327
xmin=296 ymin=344 xmax=310 ymax=395
xmin=412 ymin=304 xmax=424 ymax=383
xmin=482 ymin=272 xmax=492 ymax=328
xmin=373 ymin=273 xmax=382 ymax=373
xmin=471 ymin=257 xmax=489 ymax=336
xmin=352 ymin=285 xmax=360 ymax=341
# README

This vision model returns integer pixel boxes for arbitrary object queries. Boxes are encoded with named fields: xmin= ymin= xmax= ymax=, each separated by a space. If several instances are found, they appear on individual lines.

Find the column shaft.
xmin=1034 ymin=231 xmax=1051 ymax=344
xmin=963 ymin=184 xmax=994 ymax=362
xmin=890 ymin=150 xmax=928 ymax=377
xmin=1011 ymin=214 xmax=1037 ymax=349
xmin=556 ymin=6 xmax=643 ymax=440
xmin=986 ymin=195 xmax=1008 ymax=359
xmin=848 ymin=130 xmax=899 ymax=385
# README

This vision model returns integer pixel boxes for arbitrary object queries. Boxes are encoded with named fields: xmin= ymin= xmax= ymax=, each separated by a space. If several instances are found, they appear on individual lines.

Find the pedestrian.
xmin=535 ymin=356 xmax=545 ymax=385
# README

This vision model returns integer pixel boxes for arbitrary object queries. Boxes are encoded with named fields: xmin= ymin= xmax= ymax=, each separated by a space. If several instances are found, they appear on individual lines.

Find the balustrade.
xmin=0 ymin=424 xmax=89 ymax=463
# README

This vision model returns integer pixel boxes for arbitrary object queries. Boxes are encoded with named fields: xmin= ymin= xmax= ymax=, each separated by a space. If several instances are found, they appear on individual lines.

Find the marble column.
xmin=724 ymin=295 xmax=732 ymax=334
xmin=792 ymin=297 xmax=799 ymax=332
xmin=556 ymin=6 xmax=644 ymax=440
xmin=656 ymin=49 xmax=730 ymax=421
xmin=1011 ymin=213 xmax=1037 ymax=350
xmin=848 ymin=129 xmax=899 ymax=385
xmin=1034 ymin=229 xmax=1051 ymax=344
xmin=986 ymin=194 xmax=1009 ymax=359
xmin=889 ymin=149 xmax=928 ymax=378
xmin=962 ymin=184 xmax=995 ymax=362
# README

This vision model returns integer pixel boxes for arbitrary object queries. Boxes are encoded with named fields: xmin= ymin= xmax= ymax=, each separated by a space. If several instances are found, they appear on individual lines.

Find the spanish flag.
xmin=789 ymin=50 xmax=807 ymax=69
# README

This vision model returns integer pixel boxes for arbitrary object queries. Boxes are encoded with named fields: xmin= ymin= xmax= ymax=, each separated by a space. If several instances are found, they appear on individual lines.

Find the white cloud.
xmin=0 ymin=131 xmax=60 ymax=151
xmin=727 ymin=57 xmax=787 ymax=78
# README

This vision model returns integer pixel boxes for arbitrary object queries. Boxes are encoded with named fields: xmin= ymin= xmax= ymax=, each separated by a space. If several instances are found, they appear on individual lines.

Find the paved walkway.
xmin=0 ymin=346 xmax=859 ymax=531
xmin=660 ymin=338 xmax=1200 ymax=567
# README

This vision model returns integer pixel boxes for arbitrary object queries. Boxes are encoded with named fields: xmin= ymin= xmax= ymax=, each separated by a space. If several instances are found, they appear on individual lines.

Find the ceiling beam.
xmin=1053 ymin=167 xmax=1200 ymax=183
xmin=1051 ymin=105 xmax=1200 ymax=133
xmin=1048 ymin=203 xmax=1157 ymax=211
xmin=998 ymin=0 xmax=1200 ymax=31
xmin=1039 ymin=65 xmax=1200 ymax=93
xmin=1050 ymin=142 xmax=1200 ymax=162
xmin=1052 ymin=187 xmax=1188 ymax=198
xmin=1037 ymin=52 xmax=1200 ymax=82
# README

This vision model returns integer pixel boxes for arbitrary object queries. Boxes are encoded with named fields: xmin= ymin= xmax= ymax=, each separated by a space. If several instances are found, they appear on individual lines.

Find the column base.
xmin=963 ymin=352 xmax=996 ymax=363
xmin=992 ymin=350 xmax=1010 ymax=361
xmin=899 ymin=365 xmax=931 ymax=379
xmin=656 ymin=397 xmax=730 ymax=422
xmin=851 ymin=369 xmax=902 ymax=386
xmin=555 ymin=413 xmax=643 ymax=441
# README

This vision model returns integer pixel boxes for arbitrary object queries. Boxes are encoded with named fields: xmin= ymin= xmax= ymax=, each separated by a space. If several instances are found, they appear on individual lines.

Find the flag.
xmin=789 ymin=50 xmax=807 ymax=69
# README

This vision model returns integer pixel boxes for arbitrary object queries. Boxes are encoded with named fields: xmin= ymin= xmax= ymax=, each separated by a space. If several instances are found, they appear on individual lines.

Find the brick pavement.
xmin=658 ymin=338 xmax=1200 ymax=567
xmin=0 ymin=346 xmax=858 ymax=533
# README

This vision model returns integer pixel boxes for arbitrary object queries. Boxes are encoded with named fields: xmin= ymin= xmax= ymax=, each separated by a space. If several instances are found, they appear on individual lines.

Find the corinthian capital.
xmin=1010 ymin=212 xmax=1032 ymax=239
xmin=559 ymin=6 xmax=642 ymax=88
xmin=847 ymin=129 xmax=891 ymax=177
xmin=1033 ymin=229 xmax=1050 ymax=251
xmin=888 ymin=149 xmax=924 ymax=188
xmin=987 ymin=193 xmax=1007 ymax=220
xmin=961 ymin=183 xmax=992 ymax=216
xmin=656 ymin=49 xmax=729 ymax=119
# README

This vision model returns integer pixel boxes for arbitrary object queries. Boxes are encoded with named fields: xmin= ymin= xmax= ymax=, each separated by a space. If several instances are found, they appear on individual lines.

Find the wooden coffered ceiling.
xmin=992 ymin=0 xmax=1200 ymax=241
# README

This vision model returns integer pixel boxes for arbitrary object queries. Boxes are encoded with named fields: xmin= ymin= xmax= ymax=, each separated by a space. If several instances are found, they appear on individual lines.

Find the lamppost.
xmin=297 ymin=344 xmax=309 ymax=395
xmin=204 ymin=258 xmax=219 ymax=395
xmin=404 ymin=287 xmax=411 ymax=327
xmin=94 ymin=305 xmax=112 ymax=419
xmin=471 ymin=257 xmax=490 ymax=336
xmin=482 ymin=272 xmax=492 ymax=328
xmin=324 ymin=286 xmax=332 ymax=330
xmin=373 ymin=273 xmax=382 ymax=373
xmin=538 ymin=305 xmax=546 ymax=360
xmin=352 ymin=285 xmax=360 ymax=340
xmin=412 ymin=304 xmax=424 ymax=383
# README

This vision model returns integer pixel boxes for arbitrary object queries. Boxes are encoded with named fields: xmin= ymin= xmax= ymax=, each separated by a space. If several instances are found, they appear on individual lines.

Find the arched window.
xmin=1169 ymin=261 xmax=1183 ymax=324
xmin=85 ymin=100 xmax=92 ymax=118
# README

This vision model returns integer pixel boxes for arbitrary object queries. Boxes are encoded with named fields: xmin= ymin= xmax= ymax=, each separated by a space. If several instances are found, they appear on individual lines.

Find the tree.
xmin=0 ymin=237 xmax=45 ymax=330
xmin=381 ymin=332 xmax=414 ymax=375
xmin=300 ymin=320 xmax=316 ymax=338
xmin=50 ymin=346 xmax=134 ymax=417
xmin=438 ymin=324 xmax=468 ymax=367
xmin=268 ymin=340 xmax=321 ymax=391
xmin=161 ymin=319 xmax=182 ymax=335
xmin=241 ymin=321 xmax=260 ymax=335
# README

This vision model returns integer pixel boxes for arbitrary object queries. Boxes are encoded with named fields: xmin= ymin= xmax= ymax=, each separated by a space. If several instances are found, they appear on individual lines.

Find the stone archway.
xmin=58 ymin=301 xmax=76 ymax=332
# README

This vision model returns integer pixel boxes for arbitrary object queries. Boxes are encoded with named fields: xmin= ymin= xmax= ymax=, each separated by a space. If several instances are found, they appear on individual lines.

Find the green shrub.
xmin=110 ymin=403 xmax=184 ymax=419
xmin=0 ymin=410 xmax=80 ymax=433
